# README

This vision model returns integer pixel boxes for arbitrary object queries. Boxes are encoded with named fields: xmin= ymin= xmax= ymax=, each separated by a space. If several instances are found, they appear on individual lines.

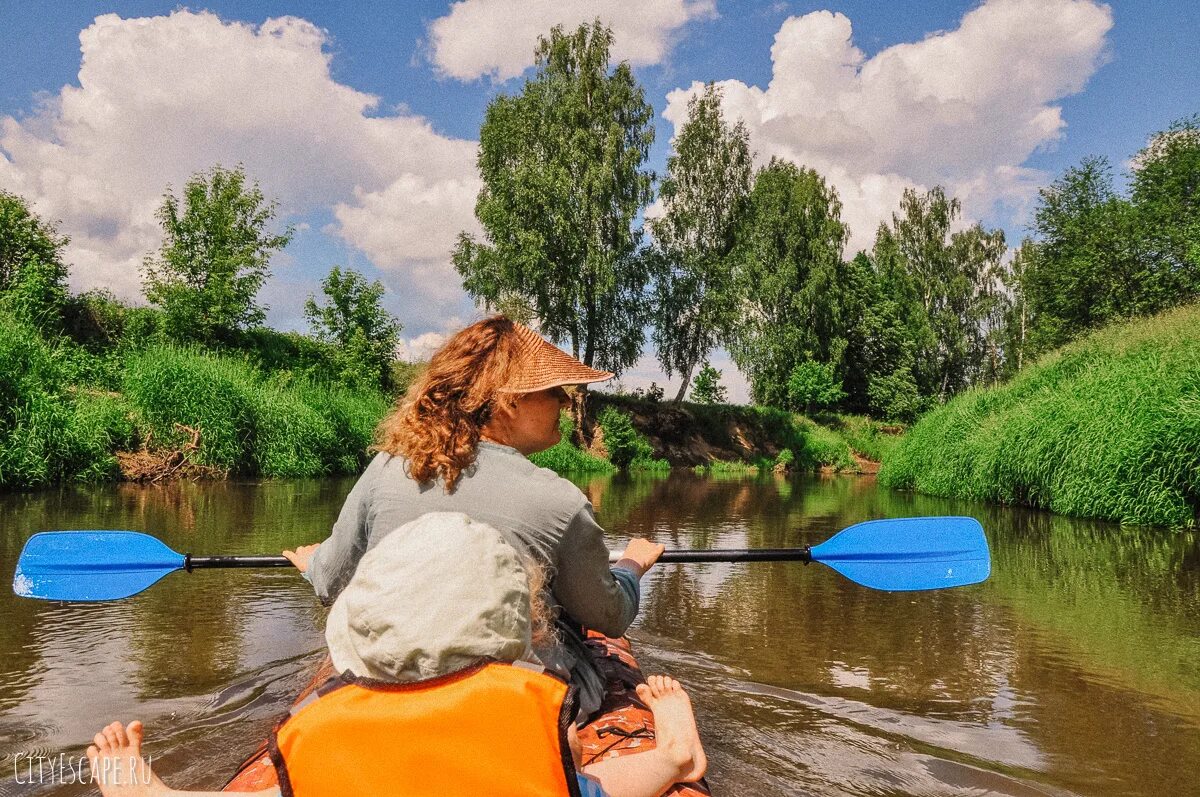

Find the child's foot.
xmin=635 ymin=675 xmax=707 ymax=783
xmin=86 ymin=720 xmax=171 ymax=797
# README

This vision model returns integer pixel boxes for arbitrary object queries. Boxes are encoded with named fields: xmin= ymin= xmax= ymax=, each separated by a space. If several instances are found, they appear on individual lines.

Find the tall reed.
xmin=122 ymin=345 xmax=388 ymax=477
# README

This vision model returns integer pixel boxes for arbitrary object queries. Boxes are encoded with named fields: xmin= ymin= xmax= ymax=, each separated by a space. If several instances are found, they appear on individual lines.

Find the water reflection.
xmin=0 ymin=472 xmax=1196 ymax=796
xmin=581 ymin=470 xmax=1200 ymax=796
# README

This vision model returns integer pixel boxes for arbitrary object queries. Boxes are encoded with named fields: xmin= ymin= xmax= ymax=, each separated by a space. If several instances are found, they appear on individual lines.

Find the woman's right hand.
xmin=615 ymin=538 xmax=665 ymax=578
xmin=282 ymin=543 xmax=321 ymax=574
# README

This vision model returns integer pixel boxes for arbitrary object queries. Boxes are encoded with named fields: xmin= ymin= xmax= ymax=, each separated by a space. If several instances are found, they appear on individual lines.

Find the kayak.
xmin=222 ymin=634 xmax=711 ymax=795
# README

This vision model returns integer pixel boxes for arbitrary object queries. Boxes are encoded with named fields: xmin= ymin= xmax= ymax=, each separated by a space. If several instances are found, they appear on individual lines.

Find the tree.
xmin=1130 ymin=115 xmax=1200 ymax=305
xmin=728 ymin=159 xmax=847 ymax=407
xmin=453 ymin=21 xmax=655 ymax=376
xmin=650 ymin=83 xmax=753 ymax=401
xmin=872 ymin=187 xmax=1006 ymax=400
xmin=0 ymin=190 xmax=69 ymax=332
xmin=787 ymin=360 xmax=845 ymax=415
xmin=143 ymin=165 xmax=292 ymax=344
xmin=867 ymin=366 xmax=924 ymax=423
xmin=689 ymin=363 xmax=728 ymax=404
xmin=998 ymin=239 xmax=1036 ymax=375
xmin=1021 ymin=157 xmax=1143 ymax=353
xmin=304 ymin=266 xmax=401 ymax=391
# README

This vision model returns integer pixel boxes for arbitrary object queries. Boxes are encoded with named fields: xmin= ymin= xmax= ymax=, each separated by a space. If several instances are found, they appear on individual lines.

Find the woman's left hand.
xmin=282 ymin=543 xmax=321 ymax=573
xmin=615 ymin=538 xmax=665 ymax=578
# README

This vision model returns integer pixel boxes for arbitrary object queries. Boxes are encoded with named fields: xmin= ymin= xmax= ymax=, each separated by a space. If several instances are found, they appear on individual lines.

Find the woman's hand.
xmin=282 ymin=543 xmax=321 ymax=574
xmin=615 ymin=538 xmax=665 ymax=579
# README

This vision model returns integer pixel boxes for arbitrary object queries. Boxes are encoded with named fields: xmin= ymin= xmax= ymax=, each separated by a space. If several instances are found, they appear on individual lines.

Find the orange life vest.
xmin=269 ymin=661 xmax=582 ymax=797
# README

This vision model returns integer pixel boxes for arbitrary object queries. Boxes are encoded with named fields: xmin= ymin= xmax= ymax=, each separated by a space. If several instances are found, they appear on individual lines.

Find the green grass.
xmin=0 ymin=315 xmax=142 ymax=486
xmin=529 ymin=412 xmax=615 ymax=475
xmin=692 ymin=459 xmax=760 ymax=475
xmin=830 ymin=414 xmax=903 ymax=462
xmin=795 ymin=416 xmax=856 ymax=470
xmin=880 ymin=303 xmax=1200 ymax=527
xmin=122 ymin=345 xmax=388 ymax=477
xmin=0 ymin=330 xmax=389 ymax=486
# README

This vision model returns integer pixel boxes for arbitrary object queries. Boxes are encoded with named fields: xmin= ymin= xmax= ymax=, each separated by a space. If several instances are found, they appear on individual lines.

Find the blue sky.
xmin=1 ymin=1 xmax=1197 ymax=400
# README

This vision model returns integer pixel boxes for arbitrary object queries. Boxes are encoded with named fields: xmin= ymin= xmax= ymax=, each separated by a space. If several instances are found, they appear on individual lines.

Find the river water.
xmin=0 ymin=472 xmax=1196 ymax=796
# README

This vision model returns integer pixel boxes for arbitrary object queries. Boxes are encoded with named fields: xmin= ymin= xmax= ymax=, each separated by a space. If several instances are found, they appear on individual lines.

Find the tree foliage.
xmin=453 ymin=21 xmax=655 ymax=375
xmin=143 ymin=165 xmax=292 ymax=344
xmin=872 ymin=187 xmax=1006 ymax=400
xmin=1010 ymin=116 xmax=1200 ymax=365
xmin=1130 ymin=114 xmax=1200 ymax=293
xmin=689 ymin=363 xmax=728 ymax=405
xmin=304 ymin=266 xmax=401 ymax=391
xmin=650 ymin=83 xmax=752 ymax=400
xmin=0 ymin=190 xmax=70 ymax=332
xmin=727 ymin=159 xmax=847 ymax=407
xmin=787 ymin=360 xmax=845 ymax=414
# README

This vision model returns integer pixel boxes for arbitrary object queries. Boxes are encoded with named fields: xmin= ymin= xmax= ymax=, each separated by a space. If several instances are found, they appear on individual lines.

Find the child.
xmin=89 ymin=513 xmax=706 ymax=797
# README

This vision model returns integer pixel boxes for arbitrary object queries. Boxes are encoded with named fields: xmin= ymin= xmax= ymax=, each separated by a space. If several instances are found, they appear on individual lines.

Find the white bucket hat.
xmin=324 ymin=512 xmax=533 ymax=682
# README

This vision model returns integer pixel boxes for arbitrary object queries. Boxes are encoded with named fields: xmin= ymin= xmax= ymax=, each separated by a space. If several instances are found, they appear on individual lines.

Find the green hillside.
xmin=880 ymin=303 xmax=1200 ymax=527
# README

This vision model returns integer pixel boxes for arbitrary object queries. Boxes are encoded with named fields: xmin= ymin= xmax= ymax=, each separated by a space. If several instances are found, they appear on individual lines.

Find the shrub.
xmin=530 ymin=412 xmax=615 ymax=475
xmin=597 ymin=407 xmax=656 ymax=468
xmin=868 ymin=366 xmax=926 ymax=422
xmin=796 ymin=417 xmax=855 ymax=470
xmin=690 ymin=364 xmax=728 ymax=404
xmin=787 ymin=360 xmax=845 ymax=414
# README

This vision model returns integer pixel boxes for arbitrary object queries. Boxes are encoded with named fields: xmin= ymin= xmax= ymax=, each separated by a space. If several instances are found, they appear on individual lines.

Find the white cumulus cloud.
xmin=663 ymin=0 xmax=1113 ymax=253
xmin=0 ymin=10 xmax=480 ymax=302
xmin=426 ymin=0 xmax=716 ymax=82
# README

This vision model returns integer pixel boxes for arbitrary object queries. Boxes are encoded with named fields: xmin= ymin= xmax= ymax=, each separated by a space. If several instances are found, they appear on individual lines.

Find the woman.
xmin=88 ymin=514 xmax=705 ymax=797
xmin=282 ymin=316 xmax=664 ymax=718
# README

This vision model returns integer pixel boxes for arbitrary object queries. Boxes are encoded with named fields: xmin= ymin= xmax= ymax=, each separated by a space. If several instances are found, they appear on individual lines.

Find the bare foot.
xmin=86 ymin=721 xmax=171 ymax=797
xmin=634 ymin=675 xmax=707 ymax=783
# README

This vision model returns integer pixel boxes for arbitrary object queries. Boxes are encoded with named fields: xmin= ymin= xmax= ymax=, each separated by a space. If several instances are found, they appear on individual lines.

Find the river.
xmin=0 ymin=471 xmax=1196 ymax=796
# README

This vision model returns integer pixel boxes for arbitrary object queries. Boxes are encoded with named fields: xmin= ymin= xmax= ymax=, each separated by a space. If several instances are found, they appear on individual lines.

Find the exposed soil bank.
xmin=572 ymin=392 xmax=893 ymax=472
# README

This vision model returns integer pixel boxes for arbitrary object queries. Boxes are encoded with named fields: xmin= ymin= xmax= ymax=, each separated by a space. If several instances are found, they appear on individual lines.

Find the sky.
xmin=1 ymin=0 xmax=1197 ymax=402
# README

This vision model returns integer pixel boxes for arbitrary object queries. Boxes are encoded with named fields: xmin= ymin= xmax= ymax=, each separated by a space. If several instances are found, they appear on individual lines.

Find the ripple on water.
xmin=630 ymin=633 xmax=1072 ymax=797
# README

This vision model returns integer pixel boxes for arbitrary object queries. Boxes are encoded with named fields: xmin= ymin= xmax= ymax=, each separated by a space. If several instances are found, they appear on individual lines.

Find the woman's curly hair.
xmin=376 ymin=316 xmax=519 ymax=491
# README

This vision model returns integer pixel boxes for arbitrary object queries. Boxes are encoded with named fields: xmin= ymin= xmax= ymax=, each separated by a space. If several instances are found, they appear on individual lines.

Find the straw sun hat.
xmin=498 ymin=323 xmax=614 ymax=393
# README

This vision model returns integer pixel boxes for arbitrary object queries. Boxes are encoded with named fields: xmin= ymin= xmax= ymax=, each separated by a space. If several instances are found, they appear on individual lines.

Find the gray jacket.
xmin=305 ymin=441 xmax=640 ymax=717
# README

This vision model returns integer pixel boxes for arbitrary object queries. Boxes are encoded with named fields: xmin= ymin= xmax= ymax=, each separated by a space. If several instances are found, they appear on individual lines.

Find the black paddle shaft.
xmin=186 ymin=555 xmax=293 ymax=570
xmin=182 ymin=548 xmax=815 ymax=570
xmin=656 ymin=547 xmax=813 ymax=563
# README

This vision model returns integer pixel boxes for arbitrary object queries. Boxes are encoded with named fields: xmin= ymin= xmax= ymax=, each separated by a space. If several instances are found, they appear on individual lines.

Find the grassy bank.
xmin=0 ymin=306 xmax=897 ymax=486
xmin=0 ymin=313 xmax=389 ymax=487
xmin=880 ymin=303 xmax=1200 ymax=527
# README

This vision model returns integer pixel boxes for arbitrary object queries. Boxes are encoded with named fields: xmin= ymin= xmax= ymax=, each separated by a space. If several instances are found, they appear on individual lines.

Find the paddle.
xmin=617 ymin=516 xmax=990 ymax=592
xmin=11 ymin=516 xmax=988 ymax=602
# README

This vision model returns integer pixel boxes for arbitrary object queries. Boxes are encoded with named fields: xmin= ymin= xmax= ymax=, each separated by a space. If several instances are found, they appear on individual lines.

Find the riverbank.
xmin=559 ymin=393 xmax=899 ymax=474
xmin=880 ymin=302 xmax=1200 ymax=528
xmin=0 ymin=307 xmax=897 ymax=487
xmin=0 ymin=313 xmax=389 ymax=486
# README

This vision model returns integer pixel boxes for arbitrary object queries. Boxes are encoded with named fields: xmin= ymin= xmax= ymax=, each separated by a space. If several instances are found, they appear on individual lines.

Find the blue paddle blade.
xmin=12 ymin=531 xmax=186 ymax=602
xmin=809 ymin=516 xmax=990 ymax=592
